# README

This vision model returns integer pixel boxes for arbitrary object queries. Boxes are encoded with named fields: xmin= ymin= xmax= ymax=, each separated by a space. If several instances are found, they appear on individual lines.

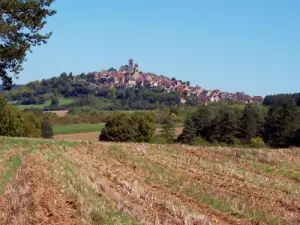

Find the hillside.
xmin=0 ymin=137 xmax=299 ymax=224
xmin=2 ymin=59 xmax=264 ymax=111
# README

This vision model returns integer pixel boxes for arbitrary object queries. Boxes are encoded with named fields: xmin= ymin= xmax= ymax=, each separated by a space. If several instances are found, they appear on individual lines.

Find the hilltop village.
xmin=88 ymin=59 xmax=263 ymax=104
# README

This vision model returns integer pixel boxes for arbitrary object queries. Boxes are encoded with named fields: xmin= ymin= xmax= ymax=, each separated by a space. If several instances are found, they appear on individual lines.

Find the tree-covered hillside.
xmin=2 ymin=72 xmax=195 ymax=110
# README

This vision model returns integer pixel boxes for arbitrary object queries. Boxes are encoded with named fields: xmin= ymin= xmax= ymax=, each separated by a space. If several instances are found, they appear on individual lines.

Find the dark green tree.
xmin=264 ymin=99 xmax=300 ymax=147
xmin=160 ymin=117 xmax=176 ymax=143
xmin=177 ymin=115 xmax=196 ymax=144
xmin=41 ymin=120 xmax=53 ymax=139
xmin=192 ymin=105 xmax=213 ymax=140
xmin=208 ymin=108 xmax=239 ymax=144
xmin=0 ymin=0 xmax=56 ymax=89
xmin=100 ymin=112 xmax=155 ymax=142
xmin=51 ymin=97 xmax=59 ymax=106
xmin=131 ymin=112 xmax=156 ymax=142
xmin=239 ymin=104 xmax=265 ymax=144
xmin=99 ymin=113 xmax=136 ymax=142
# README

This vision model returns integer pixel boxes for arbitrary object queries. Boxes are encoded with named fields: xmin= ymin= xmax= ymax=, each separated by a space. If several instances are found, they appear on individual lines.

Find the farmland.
xmin=13 ymin=98 xmax=74 ymax=110
xmin=53 ymin=123 xmax=183 ymax=138
xmin=0 ymin=137 xmax=299 ymax=224
xmin=53 ymin=123 xmax=105 ymax=135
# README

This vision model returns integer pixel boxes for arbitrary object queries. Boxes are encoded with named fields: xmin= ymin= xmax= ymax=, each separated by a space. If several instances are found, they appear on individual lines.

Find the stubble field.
xmin=0 ymin=137 xmax=299 ymax=225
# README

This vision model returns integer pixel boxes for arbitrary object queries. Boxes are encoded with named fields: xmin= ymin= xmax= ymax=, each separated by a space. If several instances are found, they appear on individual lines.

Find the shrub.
xmin=149 ymin=135 xmax=168 ymax=144
xmin=99 ymin=113 xmax=135 ymax=142
xmin=160 ymin=117 xmax=176 ymax=143
xmin=0 ymin=96 xmax=24 ymax=137
xmin=250 ymin=137 xmax=266 ymax=148
xmin=99 ymin=112 xmax=155 ymax=142
xmin=22 ymin=112 xmax=41 ymax=138
xmin=190 ymin=137 xmax=209 ymax=146
xmin=41 ymin=120 xmax=53 ymax=139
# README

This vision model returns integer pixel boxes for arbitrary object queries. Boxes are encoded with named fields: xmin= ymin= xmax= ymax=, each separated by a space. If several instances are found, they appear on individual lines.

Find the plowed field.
xmin=0 ymin=137 xmax=299 ymax=225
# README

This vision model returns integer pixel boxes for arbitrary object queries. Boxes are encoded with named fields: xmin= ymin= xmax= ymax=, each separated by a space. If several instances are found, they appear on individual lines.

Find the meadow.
xmin=14 ymin=98 xmax=74 ymax=110
xmin=0 ymin=137 xmax=299 ymax=224
xmin=53 ymin=123 xmax=106 ymax=135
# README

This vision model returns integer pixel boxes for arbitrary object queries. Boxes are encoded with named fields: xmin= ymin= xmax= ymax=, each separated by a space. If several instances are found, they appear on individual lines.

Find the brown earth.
xmin=0 ymin=138 xmax=300 ymax=225
xmin=0 ymin=152 xmax=78 ymax=225
xmin=44 ymin=110 xmax=69 ymax=117
xmin=55 ymin=132 xmax=99 ymax=141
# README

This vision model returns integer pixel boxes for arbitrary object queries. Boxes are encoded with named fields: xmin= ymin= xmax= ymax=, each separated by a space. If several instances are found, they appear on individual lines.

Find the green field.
xmin=53 ymin=123 xmax=105 ymax=135
xmin=14 ymin=98 xmax=74 ymax=110
xmin=53 ymin=123 xmax=183 ymax=135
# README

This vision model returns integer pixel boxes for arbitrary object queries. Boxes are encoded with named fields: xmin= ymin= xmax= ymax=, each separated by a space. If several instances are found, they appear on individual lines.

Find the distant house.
xmin=235 ymin=94 xmax=252 ymax=103
xmin=252 ymin=96 xmax=263 ymax=103
xmin=197 ymin=96 xmax=210 ymax=103
xmin=209 ymin=95 xmax=220 ymax=103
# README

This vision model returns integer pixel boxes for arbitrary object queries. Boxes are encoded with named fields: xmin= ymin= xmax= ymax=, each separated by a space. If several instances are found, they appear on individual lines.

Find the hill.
xmin=0 ymin=137 xmax=299 ymax=224
xmin=2 ymin=59 xmax=263 ymax=111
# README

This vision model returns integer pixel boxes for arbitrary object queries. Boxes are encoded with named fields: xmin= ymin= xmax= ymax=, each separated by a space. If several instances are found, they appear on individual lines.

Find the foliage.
xmin=22 ymin=112 xmax=41 ymax=137
xmin=131 ymin=112 xmax=156 ymax=142
xmin=191 ymin=136 xmax=209 ymax=146
xmin=250 ymin=137 xmax=266 ymax=148
xmin=263 ymin=93 xmax=300 ymax=107
xmin=207 ymin=107 xmax=239 ymax=144
xmin=41 ymin=120 xmax=53 ymax=139
xmin=51 ymin=97 xmax=60 ymax=106
xmin=99 ymin=112 xmax=155 ymax=142
xmin=0 ymin=95 xmax=23 ymax=136
xmin=264 ymin=99 xmax=300 ymax=148
xmin=239 ymin=104 xmax=266 ymax=144
xmin=177 ymin=115 xmax=197 ymax=144
xmin=0 ymin=0 xmax=56 ymax=90
xmin=160 ymin=117 xmax=176 ymax=143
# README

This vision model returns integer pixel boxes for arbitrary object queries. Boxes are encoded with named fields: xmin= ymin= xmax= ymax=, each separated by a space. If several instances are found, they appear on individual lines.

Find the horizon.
xmin=15 ymin=0 xmax=300 ymax=96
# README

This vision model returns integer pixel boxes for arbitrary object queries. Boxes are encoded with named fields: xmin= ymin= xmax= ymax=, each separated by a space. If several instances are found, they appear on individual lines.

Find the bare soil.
xmin=0 ymin=137 xmax=299 ymax=225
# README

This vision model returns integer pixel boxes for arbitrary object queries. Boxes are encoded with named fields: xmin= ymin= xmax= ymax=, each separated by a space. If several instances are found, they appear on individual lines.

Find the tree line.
xmin=0 ymin=95 xmax=53 ymax=139
xmin=263 ymin=93 xmax=300 ymax=107
xmin=100 ymin=99 xmax=300 ymax=148
xmin=179 ymin=99 xmax=300 ymax=148
xmin=3 ymin=73 xmax=195 ymax=110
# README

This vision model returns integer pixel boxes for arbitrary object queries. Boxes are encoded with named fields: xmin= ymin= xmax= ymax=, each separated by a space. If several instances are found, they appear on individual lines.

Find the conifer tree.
xmin=177 ymin=115 xmax=196 ymax=144
xmin=161 ymin=117 xmax=176 ymax=143
xmin=0 ymin=0 xmax=56 ymax=89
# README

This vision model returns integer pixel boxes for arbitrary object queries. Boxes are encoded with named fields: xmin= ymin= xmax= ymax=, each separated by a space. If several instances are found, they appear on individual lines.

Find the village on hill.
xmin=88 ymin=59 xmax=263 ymax=104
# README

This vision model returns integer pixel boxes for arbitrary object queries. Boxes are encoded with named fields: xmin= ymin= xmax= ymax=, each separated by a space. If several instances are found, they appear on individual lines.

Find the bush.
xmin=149 ymin=135 xmax=169 ymax=144
xmin=41 ymin=120 xmax=53 ymax=139
xmin=160 ymin=117 xmax=176 ymax=143
xmin=250 ymin=137 xmax=266 ymax=148
xmin=99 ymin=112 xmax=155 ymax=142
xmin=99 ymin=113 xmax=136 ymax=142
xmin=23 ymin=112 xmax=41 ymax=138
xmin=190 ymin=137 xmax=209 ymax=146
xmin=0 ymin=96 xmax=24 ymax=137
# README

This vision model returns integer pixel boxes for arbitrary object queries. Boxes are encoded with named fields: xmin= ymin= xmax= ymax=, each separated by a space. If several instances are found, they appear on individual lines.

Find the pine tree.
xmin=0 ymin=0 xmax=56 ymax=89
xmin=208 ymin=108 xmax=239 ymax=144
xmin=239 ymin=104 xmax=265 ymax=144
xmin=41 ymin=120 xmax=53 ymax=139
xmin=161 ymin=118 xmax=176 ymax=143
xmin=177 ymin=116 xmax=196 ymax=144
xmin=264 ymin=99 xmax=300 ymax=147
xmin=192 ymin=105 xmax=212 ymax=139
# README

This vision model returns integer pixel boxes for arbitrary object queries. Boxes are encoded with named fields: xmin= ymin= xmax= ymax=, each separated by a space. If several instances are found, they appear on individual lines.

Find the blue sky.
xmin=19 ymin=0 xmax=300 ymax=96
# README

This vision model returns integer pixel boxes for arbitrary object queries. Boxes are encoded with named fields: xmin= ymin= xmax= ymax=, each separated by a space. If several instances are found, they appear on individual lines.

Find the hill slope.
xmin=0 ymin=137 xmax=299 ymax=224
